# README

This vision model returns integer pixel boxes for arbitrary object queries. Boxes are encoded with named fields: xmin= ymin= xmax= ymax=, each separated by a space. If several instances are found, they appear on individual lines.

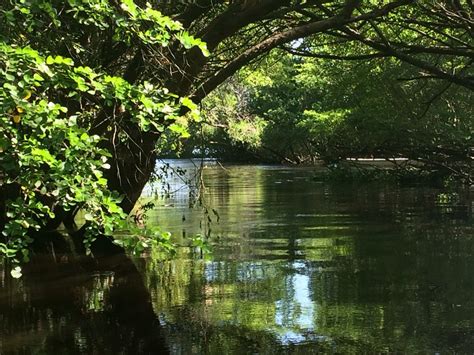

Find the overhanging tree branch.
xmin=192 ymin=0 xmax=414 ymax=101
xmin=341 ymin=27 xmax=474 ymax=90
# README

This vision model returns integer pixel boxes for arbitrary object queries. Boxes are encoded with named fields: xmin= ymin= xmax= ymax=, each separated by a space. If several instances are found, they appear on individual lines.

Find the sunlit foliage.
xmin=0 ymin=1 xmax=204 ymax=270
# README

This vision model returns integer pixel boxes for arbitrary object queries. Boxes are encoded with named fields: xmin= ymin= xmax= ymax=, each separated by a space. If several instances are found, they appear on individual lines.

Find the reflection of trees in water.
xmin=145 ymin=195 xmax=473 ymax=353
xmin=2 ymin=167 xmax=472 ymax=354
xmin=152 ymin=254 xmax=473 ymax=352
xmin=147 ymin=165 xmax=473 ymax=352
xmin=0 ymin=236 xmax=169 ymax=354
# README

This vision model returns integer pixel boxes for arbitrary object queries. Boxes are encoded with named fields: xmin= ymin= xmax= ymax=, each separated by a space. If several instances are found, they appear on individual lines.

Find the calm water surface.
xmin=1 ymin=160 xmax=473 ymax=354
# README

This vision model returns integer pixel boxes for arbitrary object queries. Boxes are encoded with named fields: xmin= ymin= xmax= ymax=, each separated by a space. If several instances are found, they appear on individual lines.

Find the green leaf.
xmin=33 ymin=73 xmax=44 ymax=81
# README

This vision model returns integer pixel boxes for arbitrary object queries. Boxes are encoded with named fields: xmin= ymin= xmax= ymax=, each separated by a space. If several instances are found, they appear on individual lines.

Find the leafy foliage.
xmin=0 ymin=1 xmax=205 ymax=270
xmin=182 ymin=50 xmax=472 ymax=182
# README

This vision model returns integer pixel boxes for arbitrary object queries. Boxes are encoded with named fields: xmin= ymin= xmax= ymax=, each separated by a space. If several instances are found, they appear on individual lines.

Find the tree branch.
xmin=192 ymin=0 xmax=414 ymax=101
xmin=341 ymin=27 xmax=474 ymax=90
xmin=281 ymin=46 xmax=388 ymax=60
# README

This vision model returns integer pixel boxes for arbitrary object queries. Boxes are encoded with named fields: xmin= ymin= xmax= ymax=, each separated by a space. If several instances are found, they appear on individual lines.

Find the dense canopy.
xmin=0 ymin=0 xmax=472 ymax=268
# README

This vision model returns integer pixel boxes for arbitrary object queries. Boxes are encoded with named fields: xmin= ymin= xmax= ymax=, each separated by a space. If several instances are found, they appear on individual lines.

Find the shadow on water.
xmin=0 ymin=233 xmax=169 ymax=354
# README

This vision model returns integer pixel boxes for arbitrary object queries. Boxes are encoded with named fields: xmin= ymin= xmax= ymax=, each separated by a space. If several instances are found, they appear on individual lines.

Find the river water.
xmin=1 ymin=160 xmax=473 ymax=354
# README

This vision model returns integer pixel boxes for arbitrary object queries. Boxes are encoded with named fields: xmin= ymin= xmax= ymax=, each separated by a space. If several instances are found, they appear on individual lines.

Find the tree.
xmin=172 ymin=0 xmax=472 ymax=179
xmin=282 ymin=1 xmax=474 ymax=90
xmin=2 ymin=0 xmax=470 ymax=261
xmin=0 ymin=1 xmax=413 ymax=219
xmin=0 ymin=1 xmax=203 ymax=265
xmin=99 ymin=0 xmax=471 ymax=206
xmin=181 ymin=47 xmax=472 ymax=183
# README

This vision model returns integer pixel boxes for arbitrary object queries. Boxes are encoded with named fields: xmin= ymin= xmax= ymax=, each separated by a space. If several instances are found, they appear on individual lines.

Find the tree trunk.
xmin=103 ymin=129 xmax=160 ymax=215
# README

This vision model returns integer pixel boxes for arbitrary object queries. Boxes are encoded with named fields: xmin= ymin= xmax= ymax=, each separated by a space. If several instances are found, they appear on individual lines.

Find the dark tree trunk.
xmin=103 ymin=129 xmax=160 ymax=215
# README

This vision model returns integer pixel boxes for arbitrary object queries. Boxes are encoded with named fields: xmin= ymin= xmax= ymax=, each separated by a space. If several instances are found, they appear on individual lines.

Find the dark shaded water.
xmin=1 ymin=160 xmax=473 ymax=354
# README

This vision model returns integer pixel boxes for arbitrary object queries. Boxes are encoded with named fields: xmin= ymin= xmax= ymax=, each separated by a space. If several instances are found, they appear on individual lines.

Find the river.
xmin=1 ymin=159 xmax=473 ymax=353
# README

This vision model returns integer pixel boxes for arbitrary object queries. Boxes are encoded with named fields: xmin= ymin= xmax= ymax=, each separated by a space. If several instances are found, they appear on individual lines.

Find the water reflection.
xmin=143 ymin=160 xmax=473 ymax=353
xmin=1 ymin=160 xmax=473 ymax=354
xmin=0 ymin=244 xmax=168 ymax=354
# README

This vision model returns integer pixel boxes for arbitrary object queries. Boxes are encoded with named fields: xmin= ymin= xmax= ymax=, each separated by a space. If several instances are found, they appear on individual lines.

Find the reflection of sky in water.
xmin=204 ymin=259 xmax=319 ymax=345
xmin=276 ymin=330 xmax=306 ymax=345
xmin=204 ymin=261 xmax=221 ymax=282
xmin=275 ymin=261 xmax=316 ymax=344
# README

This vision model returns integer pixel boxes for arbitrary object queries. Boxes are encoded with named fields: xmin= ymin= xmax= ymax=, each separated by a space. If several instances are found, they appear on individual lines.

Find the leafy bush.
xmin=0 ymin=0 xmax=204 ymax=273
